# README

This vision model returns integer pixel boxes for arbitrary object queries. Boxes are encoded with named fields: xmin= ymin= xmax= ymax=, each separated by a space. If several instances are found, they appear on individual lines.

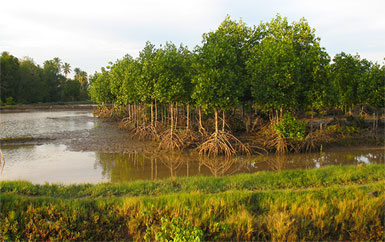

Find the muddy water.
xmin=0 ymin=109 xmax=384 ymax=184
xmin=0 ymin=110 xmax=95 ymax=139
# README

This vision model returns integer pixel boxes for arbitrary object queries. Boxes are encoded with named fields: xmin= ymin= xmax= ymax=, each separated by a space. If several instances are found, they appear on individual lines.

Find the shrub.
xmin=5 ymin=97 xmax=14 ymax=106
xmin=145 ymin=217 xmax=204 ymax=242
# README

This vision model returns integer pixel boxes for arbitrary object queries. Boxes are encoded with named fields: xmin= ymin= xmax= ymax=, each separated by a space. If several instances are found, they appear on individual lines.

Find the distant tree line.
xmin=0 ymin=52 xmax=89 ymax=105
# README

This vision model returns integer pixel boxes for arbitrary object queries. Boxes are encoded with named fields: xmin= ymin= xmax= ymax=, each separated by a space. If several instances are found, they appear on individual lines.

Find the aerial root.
xmin=133 ymin=124 xmax=160 ymax=141
xmin=197 ymin=131 xmax=250 ymax=157
xmin=118 ymin=117 xmax=136 ymax=131
xmin=302 ymin=129 xmax=334 ymax=152
xmin=159 ymin=130 xmax=185 ymax=150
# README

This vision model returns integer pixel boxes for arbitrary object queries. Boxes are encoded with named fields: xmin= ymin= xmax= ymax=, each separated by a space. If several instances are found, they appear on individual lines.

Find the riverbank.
xmin=1 ymin=164 xmax=384 ymax=241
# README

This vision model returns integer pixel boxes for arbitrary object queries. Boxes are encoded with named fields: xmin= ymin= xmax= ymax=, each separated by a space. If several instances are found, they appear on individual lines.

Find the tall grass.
xmin=1 ymin=182 xmax=383 ymax=241
xmin=1 ymin=164 xmax=384 ymax=241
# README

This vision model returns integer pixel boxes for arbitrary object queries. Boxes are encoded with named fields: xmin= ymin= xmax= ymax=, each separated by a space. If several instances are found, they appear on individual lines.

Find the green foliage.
xmin=62 ymin=79 xmax=81 ymax=101
xmin=135 ymin=41 xmax=157 ymax=103
xmin=89 ymin=68 xmax=113 ymax=103
xmin=246 ymin=15 xmax=330 ymax=112
xmin=108 ymin=55 xmax=135 ymax=106
xmin=330 ymin=52 xmax=376 ymax=110
xmin=0 ymin=52 xmax=20 ymax=102
xmin=145 ymin=217 xmax=203 ymax=242
xmin=326 ymin=124 xmax=363 ymax=135
xmin=274 ymin=113 xmax=306 ymax=141
xmin=5 ymin=97 xmax=15 ymax=106
xmin=154 ymin=42 xmax=193 ymax=105
xmin=192 ymin=16 xmax=250 ymax=113
xmin=361 ymin=63 xmax=385 ymax=109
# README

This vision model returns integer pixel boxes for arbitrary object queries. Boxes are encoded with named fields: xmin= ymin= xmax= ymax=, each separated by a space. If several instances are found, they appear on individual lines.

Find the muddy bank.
xmin=0 ymin=118 xmax=158 ymax=154
xmin=61 ymin=120 xmax=159 ymax=153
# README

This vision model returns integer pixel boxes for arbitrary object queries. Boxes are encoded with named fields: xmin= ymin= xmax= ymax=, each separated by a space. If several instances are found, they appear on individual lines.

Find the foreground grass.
xmin=1 ymin=164 xmax=384 ymax=241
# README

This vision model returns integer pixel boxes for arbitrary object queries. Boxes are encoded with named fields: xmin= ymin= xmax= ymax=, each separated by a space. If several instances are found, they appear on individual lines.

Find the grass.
xmin=1 ymin=164 xmax=384 ymax=241
xmin=1 ymin=164 xmax=384 ymax=198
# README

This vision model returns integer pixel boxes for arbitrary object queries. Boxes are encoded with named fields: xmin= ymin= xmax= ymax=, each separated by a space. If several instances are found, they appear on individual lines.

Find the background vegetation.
xmin=0 ymin=53 xmax=89 ymax=104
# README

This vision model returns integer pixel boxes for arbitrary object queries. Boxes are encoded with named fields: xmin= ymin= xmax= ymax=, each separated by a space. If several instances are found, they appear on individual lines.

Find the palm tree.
xmin=53 ymin=57 xmax=62 ymax=74
xmin=74 ymin=67 xmax=81 ymax=76
xmin=63 ymin=63 xmax=71 ymax=78
xmin=79 ymin=71 xmax=88 ymax=87
xmin=74 ymin=68 xmax=88 ymax=87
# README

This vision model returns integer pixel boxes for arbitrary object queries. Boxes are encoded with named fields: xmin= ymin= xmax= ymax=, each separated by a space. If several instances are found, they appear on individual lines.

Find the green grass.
xmin=1 ymin=164 xmax=384 ymax=198
xmin=1 ymin=164 xmax=384 ymax=241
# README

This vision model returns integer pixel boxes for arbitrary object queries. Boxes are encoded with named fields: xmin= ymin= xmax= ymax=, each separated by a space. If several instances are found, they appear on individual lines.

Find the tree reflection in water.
xmin=199 ymin=156 xmax=249 ymax=177
xmin=94 ymin=148 xmax=384 ymax=182
xmin=157 ymin=152 xmax=184 ymax=177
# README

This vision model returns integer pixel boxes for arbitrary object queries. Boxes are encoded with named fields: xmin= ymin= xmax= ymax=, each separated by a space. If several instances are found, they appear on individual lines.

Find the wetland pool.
xmin=0 ymin=109 xmax=383 ymax=184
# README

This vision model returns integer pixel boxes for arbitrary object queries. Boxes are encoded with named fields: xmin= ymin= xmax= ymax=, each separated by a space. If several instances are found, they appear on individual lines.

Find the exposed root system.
xmin=133 ymin=124 xmax=160 ymax=141
xmin=254 ymin=122 xmax=301 ymax=154
xmin=158 ymin=130 xmax=185 ymax=150
xmin=118 ymin=117 xmax=135 ymax=131
xmin=302 ymin=129 xmax=334 ymax=152
xmin=198 ymin=131 xmax=250 ymax=157
xmin=93 ymin=105 xmax=125 ymax=121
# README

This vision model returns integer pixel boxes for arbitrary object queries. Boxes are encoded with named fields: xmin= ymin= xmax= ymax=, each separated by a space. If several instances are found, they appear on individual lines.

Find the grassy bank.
xmin=1 ymin=164 xmax=384 ymax=241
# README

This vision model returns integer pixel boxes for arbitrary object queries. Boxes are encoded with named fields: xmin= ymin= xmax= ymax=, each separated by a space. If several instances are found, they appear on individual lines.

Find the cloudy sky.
xmin=1 ymin=0 xmax=384 ymax=76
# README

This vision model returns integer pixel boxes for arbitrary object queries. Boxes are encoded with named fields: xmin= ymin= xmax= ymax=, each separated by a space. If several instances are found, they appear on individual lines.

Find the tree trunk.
xmin=170 ymin=102 xmax=174 ymax=139
xmin=150 ymin=102 xmax=154 ymax=127
xmin=155 ymin=99 xmax=158 ymax=128
xmin=373 ymin=111 xmax=376 ymax=134
xmin=175 ymin=102 xmax=178 ymax=130
xmin=199 ymin=108 xmax=204 ymax=132
xmin=222 ymin=111 xmax=225 ymax=132
xmin=186 ymin=104 xmax=190 ymax=130
xmin=310 ymin=106 xmax=314 ymax=141
xmin=215 ymin=109 xmax=219 ymax=133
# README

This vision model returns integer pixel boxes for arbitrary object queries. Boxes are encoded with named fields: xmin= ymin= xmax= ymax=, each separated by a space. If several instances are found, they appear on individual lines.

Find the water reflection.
xmin=1 ymin=144 xmax=383 ymax=184
xmin=94 ymin=148 xmax=384 ymax=182
xmin=0 ymin=144 xmax=108 ymax=184
xmin=250 ymin=150 xmax=384 ymax=171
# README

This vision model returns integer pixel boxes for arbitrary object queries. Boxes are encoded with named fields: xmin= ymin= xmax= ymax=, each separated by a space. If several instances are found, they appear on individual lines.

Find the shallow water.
xmin=0 ymin=109 xmax=384 ymax=184
xmin=0 ymin=110 xmax=94 ymax=139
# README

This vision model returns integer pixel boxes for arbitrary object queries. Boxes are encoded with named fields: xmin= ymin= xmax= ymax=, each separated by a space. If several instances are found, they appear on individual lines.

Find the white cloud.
xmin=1 ymin=0 xmax=384 ymax=74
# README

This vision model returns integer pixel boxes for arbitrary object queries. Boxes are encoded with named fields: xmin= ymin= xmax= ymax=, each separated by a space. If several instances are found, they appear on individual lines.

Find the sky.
xmin=1 ymin=0 xmax=384 ymax=77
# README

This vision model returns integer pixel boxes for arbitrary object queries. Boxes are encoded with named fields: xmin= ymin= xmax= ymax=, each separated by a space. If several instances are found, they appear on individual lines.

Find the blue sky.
xmin=1 ymin=0 xmax=384 ymax=76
